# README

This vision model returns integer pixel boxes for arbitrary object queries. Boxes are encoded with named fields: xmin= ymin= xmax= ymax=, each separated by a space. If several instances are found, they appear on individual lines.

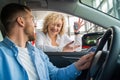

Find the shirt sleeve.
xmin=42 ymin=45 xmax=63 ymax=52
xmin=63 ymin=34 xmax=82 ymax=51
xmin=51 ymin=63 xmax=82 ymax=80
xmin=74 ymin=34 xmax=82 ymax=51
xmin=63 ymin=34 xmax=73 ymax=44
xmin=35 ymin=30 xmax=45 ymax=51
xmin=43 ymin=52 xmax=82 ymax=80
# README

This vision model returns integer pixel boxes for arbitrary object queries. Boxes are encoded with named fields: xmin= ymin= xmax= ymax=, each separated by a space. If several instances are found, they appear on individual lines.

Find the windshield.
xmin=81 ymin=0 xmax=120 ymax=20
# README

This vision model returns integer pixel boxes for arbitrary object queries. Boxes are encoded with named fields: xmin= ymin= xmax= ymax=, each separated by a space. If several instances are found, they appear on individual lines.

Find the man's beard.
xmin=24 ymin=28 xmax=36 ymax=41
xmin=28 ymin=33 xmax=35 ymax=41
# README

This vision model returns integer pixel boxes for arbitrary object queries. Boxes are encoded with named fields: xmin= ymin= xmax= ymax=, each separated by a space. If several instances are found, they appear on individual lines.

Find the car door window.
xmin=33 ymin=11 xmax=106 ymax=52
xmin=0 ymin=30 xmax=3 ymax=41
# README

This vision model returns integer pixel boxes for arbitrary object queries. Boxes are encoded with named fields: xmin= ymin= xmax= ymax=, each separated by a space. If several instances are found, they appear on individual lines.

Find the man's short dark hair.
xmin=0 ymin=3 xmax=31 ymax=32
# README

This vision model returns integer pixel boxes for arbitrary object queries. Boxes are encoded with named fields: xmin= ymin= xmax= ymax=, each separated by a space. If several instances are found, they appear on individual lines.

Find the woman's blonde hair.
xmin=42 ymin=12 xmax=66 ymax=36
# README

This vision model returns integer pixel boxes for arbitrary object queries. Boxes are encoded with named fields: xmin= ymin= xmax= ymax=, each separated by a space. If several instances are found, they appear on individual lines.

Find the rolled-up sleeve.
xmin=47 ymin=58 xmax=82 ymax=80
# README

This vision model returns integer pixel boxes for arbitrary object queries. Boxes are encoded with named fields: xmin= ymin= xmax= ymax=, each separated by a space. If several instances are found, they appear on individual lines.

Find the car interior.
xmin=0 ymin=0 xmax=120 ymax=80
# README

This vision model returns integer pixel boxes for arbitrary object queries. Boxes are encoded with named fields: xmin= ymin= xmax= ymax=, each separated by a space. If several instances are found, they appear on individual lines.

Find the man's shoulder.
xmin=0 ymin=40 xmax=6 ymax=47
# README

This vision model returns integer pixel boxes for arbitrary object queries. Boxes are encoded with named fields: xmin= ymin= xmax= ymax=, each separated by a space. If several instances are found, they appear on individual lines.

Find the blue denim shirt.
xmin=0 ymin=37 xmax=81 ymax=80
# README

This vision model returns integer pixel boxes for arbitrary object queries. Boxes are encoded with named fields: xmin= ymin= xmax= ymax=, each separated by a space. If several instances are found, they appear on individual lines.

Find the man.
xmin=0 ymin=3 xmax=94 ymax=80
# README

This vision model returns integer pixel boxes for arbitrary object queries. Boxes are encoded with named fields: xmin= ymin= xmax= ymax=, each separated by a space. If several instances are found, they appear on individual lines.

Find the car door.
xmin=45 ymin=51 xmax=88 ymax=68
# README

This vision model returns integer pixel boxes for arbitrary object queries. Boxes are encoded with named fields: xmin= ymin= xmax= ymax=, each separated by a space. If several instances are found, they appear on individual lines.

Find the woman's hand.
xmin=74 ymin=18 xmax=84 ymax=33
xmin=63 ymin=41 xmax=80 ymax=52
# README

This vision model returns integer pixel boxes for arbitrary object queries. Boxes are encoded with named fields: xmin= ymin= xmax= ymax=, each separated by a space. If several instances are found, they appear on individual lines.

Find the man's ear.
xmin=16 ymin=17 xmax=25 ymax=27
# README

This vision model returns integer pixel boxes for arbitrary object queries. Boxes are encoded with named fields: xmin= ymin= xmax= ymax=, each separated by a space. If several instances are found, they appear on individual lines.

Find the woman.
xmin=35 ymin=13 xmax=82 ymax=52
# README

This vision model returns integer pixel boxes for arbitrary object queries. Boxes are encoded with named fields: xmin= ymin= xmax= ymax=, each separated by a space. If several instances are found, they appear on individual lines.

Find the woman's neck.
xmin=48 ymin=33 xmax=58 ymax=46
xmin=48 ymin=33 xmax=57 ymax=40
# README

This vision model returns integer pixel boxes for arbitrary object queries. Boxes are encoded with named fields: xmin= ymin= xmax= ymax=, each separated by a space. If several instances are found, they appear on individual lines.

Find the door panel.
xmin=45 ymin=51 xmax=88 ymax=67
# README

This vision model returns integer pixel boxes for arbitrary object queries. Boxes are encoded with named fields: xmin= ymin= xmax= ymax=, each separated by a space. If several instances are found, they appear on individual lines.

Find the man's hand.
xmin=74 ymin=53 xmax=94 ymax=70
xmin=63 ymin=41 xmax=80 ymax=52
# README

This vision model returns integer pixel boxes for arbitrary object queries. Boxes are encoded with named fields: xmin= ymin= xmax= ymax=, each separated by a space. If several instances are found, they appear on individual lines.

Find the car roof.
xmin=0 ymin=0 xmax=120 ymax=29
xmin=26 ymin=0 xmax=120 ymax=29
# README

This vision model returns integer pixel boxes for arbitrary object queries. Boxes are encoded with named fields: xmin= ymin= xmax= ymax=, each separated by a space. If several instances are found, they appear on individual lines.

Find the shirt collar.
xmin=3 ymin=36 xmax=35 ymax=54
xmin=46 ymin=33 xmax=61 ymax=42
xmin=3 ymin=37 xmax=17 ymax=48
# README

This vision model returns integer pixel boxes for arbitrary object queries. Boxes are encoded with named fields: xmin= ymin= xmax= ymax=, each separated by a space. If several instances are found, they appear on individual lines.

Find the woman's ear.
xmin=16 ymin=17 xmax=25 ymax=27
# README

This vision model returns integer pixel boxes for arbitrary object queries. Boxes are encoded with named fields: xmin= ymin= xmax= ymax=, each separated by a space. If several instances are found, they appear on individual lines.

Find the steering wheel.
xmin=86 ymin=26 xmax=120 ymax=80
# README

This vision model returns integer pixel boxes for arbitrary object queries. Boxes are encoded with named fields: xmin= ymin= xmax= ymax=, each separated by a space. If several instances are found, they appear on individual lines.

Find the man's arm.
xmin=74 ymin=53 xmax=94 ymax=70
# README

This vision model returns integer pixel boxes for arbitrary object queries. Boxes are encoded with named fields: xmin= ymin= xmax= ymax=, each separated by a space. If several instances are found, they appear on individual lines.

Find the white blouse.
xmin=35 ymin=30 xmax=82 ymax=52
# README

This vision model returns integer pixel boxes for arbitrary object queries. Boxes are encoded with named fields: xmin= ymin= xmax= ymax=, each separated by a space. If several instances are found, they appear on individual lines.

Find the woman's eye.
xmin=57 ymin=24 xmax=62 ymax=27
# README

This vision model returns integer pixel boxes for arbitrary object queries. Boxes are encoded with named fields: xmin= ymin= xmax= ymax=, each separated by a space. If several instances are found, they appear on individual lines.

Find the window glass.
xmin=33 ymin=11 xmax=105 ymax=34
xmin=81 ymin=0 xmax=119 ymax=20
xmin=33 ymin=11 xmax=106 ymax=51
xmin=0 ymin=30 xmax=3 ymax=41
xmin=101 ymin=1 xmax=108 ymax=13
xmin=108 ymin=0 xmax=113 ymax=9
